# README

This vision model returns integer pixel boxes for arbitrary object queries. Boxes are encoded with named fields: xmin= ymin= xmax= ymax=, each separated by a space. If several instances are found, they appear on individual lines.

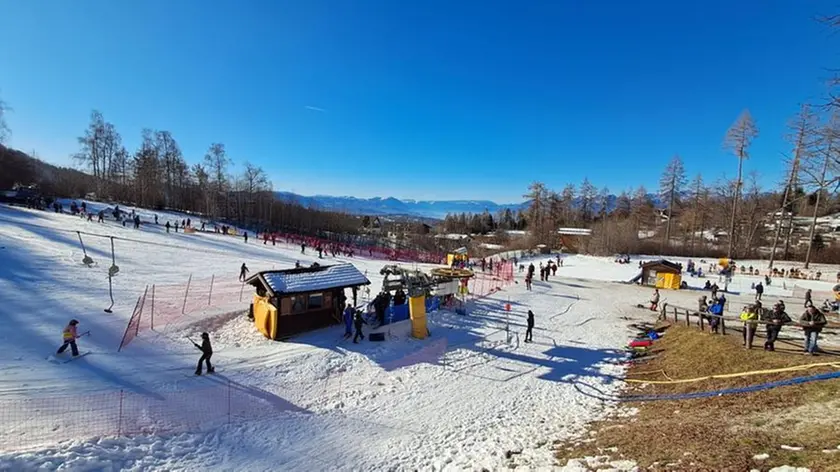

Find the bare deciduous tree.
xmin=802 ymin=112 xmax=840 ymax=267
xmin=0 ymin=95 xmax=10 ymax=144
xmin=659 ymin=155 xmax=686 ymax=250
xmin=724 ymin=109 xmax=759 ymax=258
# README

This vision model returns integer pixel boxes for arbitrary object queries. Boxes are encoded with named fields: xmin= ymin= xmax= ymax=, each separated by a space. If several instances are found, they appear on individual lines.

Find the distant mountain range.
xmin=274 ymin=191 xmax=668 ymax=220
xmin=274 ymin=191 xmax=525 ymax=219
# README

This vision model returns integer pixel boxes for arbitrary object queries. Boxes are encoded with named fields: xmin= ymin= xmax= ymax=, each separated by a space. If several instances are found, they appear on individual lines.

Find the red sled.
xmin=629 ymin=339 xmax=653 ymax=348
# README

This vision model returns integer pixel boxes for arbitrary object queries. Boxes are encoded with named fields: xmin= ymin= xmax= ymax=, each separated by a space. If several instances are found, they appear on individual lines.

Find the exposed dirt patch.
xmin=556 ymin=322 xmax=840 ymax=471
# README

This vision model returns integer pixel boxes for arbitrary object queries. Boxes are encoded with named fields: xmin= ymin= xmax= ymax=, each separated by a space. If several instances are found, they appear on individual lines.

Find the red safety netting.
xmin=259 ymin=232 xmax=445 ymax=265
xmin=0 ymin=380 xmax=297 ymax=452
xmin=119 ymin=275 xmax=249 ymax=351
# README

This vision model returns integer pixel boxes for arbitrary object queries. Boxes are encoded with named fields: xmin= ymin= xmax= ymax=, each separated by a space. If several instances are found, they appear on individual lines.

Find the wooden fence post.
xmin=117 ymin=389 xmax=124 ymax=437
xmin=182 ymin=274 xmax=192 ymax=314
xmin=208 ymin=274 xmax=215 ymax=306
xmin=150 ymin=284 xmax=155 ymax=331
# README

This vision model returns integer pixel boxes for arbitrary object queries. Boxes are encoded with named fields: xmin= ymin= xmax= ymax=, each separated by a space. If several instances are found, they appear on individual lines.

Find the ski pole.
xmin=79 ymin=330 xmax=91 ymax=337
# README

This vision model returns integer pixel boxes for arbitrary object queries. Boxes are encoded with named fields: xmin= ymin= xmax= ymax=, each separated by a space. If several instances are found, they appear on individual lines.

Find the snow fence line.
xmin=119 ymin=274 xmax=250 ymax=351
xmin=0 ymin=379 xmax=299 ymax=453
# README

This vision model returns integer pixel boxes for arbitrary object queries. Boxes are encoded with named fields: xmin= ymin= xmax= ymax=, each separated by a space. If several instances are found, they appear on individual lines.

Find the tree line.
xmin=1 ymin=108 xmax=361 ymax=236
xmin=443 ymin=108 xmax=840 ymax=264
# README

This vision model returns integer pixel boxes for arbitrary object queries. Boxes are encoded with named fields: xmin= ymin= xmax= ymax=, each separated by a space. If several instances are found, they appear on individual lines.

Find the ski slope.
xmin=0 ymin=203 xmax=635 ymax=470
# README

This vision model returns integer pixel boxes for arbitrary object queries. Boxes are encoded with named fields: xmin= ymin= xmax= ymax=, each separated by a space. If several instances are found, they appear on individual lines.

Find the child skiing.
xmin=239 ymin=263 xmax=249 ymax=282
xmin=192 ymin=332 xmax=214 ymax=375
xmin=57 ymin=319 xmax=81 ymax=356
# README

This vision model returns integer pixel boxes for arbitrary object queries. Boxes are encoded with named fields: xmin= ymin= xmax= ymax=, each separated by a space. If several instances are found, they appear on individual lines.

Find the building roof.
xmin=246 ymin=264 xmax=370 ymax=296
xmin=641 ymin=259 xmax=682 ymax=273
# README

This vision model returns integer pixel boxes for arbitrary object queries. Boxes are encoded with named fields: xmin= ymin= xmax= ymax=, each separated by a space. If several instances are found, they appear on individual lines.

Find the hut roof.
xmin=641 ymin=259 xmax=682 ymax=273
xmin=245 ymin=264 xmax=370 ymax=296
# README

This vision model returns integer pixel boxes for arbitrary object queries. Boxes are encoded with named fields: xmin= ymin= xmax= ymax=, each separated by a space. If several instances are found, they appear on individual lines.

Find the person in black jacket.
xmin=353 ymin=311 xmax=367 ymax=343
xmin=193 ymin=332 xmax=214 ymax=375
xmin=525 ymin=310 xmax=534 ymax=342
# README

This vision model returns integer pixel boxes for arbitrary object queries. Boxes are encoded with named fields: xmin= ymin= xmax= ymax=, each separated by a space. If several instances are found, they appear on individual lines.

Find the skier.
xmin=192 ymin=332 xmax=214 ymax=375
xmin=805 ymin=289 xmax=813 ymax=308
xmin=525 ymin=272 xmax=533 ymax=291
xmin=239 ymin=263 xmax=249 ymax=282
xmin=57 ymin=319 xmax=81 ymax=356
xmin=525 ymin=310 xmax=534 ymax=342
xmin=155 ymin=214 xmax=159 ymax=225
xmin=353 ymin=310 xmax=367 ymax=343
xmin=343 ymin=304 xmax=354 ymax=338
xmin=98 ymin=210 xmax=104 ymax=223
xmin=244 ymin=231 xmax=248 ymax=243
xmin=174 ymin=222 xmax=179 ymax=232
xmin=186 ymin=218 xmax=191 ymax=227
xmin=755 ymin=282 xmax=763 ymax=301
xmin=301 ymin=243 xmax=306 ymax=254
xmin=165 ymin=221 xmax=171 ymax=233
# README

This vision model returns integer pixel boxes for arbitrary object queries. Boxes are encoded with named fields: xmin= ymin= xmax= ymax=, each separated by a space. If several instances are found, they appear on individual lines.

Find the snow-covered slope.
xmin=0 ymin=203 xmax=634 ymax=470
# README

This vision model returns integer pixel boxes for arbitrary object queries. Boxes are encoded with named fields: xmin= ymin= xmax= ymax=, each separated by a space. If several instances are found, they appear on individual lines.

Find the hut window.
xmin=280 ymin=297 xmax=291 ymax=315
xmin=308 ymin=293 xmax=324 ymax=310
xmin=291 ymin=296 xmax=306 ymax=314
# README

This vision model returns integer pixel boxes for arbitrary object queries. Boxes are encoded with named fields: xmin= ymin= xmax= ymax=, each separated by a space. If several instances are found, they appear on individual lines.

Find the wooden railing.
xmin=659 ymin=303 xmax=727 ymax=334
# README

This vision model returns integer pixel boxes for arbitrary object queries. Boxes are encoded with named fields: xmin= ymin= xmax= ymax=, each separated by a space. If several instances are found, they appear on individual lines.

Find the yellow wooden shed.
xmin=641 ymin=260 xmax=683 ymax=290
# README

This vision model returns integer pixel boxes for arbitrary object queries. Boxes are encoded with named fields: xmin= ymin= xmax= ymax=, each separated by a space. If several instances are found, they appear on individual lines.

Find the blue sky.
xmin=1 ymin=0 xmax=837 ymax=203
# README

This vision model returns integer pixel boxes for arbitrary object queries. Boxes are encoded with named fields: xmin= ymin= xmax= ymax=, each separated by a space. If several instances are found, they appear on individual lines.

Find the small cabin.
xmin=245 ymin=264 xmax=371 ymax=340
xmin=641 ymin=260 xmax=682 ymax=290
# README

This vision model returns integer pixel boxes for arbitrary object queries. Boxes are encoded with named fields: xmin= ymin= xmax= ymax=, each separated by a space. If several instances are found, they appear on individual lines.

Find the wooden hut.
xmin=641 ymin=260 xmax=682 ymax=290
xmin=245 ymin=264 xmax=371 ymax=340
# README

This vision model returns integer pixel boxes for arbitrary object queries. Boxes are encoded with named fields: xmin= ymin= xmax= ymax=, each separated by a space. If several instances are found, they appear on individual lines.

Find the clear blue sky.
xmin=1 ymin=0 xmax=837 ymax=203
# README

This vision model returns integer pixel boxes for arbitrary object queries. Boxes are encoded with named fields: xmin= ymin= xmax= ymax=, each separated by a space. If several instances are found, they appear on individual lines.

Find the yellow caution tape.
xmin=625 ymin=362 xmax=840 ymax=384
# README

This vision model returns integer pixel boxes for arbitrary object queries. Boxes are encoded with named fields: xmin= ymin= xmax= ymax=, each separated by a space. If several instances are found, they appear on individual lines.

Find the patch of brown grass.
xmin=556 ymin=323 xmax=840 ymax=471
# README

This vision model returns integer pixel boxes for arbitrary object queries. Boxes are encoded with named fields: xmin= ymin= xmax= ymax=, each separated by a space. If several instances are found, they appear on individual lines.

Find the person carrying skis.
xmin=353 ymin=310 xmax=367 ymax=343
xmin=57 ymin=319 xmax=81 ymax=356
xmin=343 ymin=304 xmax=354 ymax=338
xmin=525 ymin=310 xmax=534 ymax=342
xmin=192 ymin=332 xmax=214 ymax=375
xmin=239 ymin=263 xmax=249 ymax=282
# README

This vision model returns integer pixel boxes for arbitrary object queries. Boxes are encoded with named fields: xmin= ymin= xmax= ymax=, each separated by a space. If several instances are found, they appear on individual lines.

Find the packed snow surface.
xmin=8 ymin=203 xmax=793 ymax=470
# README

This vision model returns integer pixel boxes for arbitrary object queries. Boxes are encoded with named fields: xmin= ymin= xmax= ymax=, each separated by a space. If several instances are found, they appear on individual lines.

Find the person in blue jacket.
xmin=343 ymin=304 xmax=354 ymax=338
xmin=708 ymin=299 xmax=724 ymax=334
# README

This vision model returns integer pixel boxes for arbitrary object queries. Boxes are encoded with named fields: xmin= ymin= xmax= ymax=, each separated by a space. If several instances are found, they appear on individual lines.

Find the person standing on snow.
xmin=650 ymin=289 xmax=660 ymax=311
xmin=165 ymin=221 xmax=171 ymax=233
xmin=57 ymin=319 xmax=81 ymax=356
xmin=353 ymin=310 xmax=367 ymax=343
xmin=525 ymin=310 xmax=534 ymax=343
xmin=343 ymin=304 xmax=354 ymax=338
xmin=192 ymin=332 xmax=214 ymax=375
xmin=244 ymin=231 xmax=248 ymax=243
xmin=239 ymin=263 xmax=249 ymax=282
